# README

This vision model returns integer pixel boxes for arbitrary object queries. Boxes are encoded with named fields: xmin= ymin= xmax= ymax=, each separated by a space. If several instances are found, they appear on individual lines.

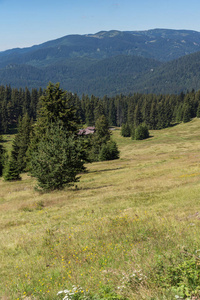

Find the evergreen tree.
xmin=176 ymin=103 xmax=184 ymax=123
xmin=37 ymin=82 xmax=79 ymax=134
xmin=30 ymin=123 xmax=85 ymax=191
xmin=94 ymin=101 xmax=104 ymax=123
xmin=121 ymin=123 xmax=131 ymax=137
xmin=149 ymin=101 xmax=158 ymax=129
xmin=197 ymin=103 xmax=200 ymax=118
xmin=99 ymin=140 xmax=120 ymax=161
xmin=108 ymin=99 xmax=117 ymax=126
xmin=94 ymin=115 xmax=111 ymax=144
xmin=29 ymin=83 xmax=85 ymax=190
xmin=85 ymin=95 xmax=95 ymax=126
xmin=134 ymin=124 xmax=150 ymax=140
xmin=0 ymin=135 xmax=6 ymax=176
xmin=89 ymin=115 xmax=111 ymax=161
xmin=11 ymin=113 xmax=33 ymax=172
xmin=134 ymin=104 xmax=143 ymax=127
xmin=3 ymin=156 xmax=21 ymax=181
xmin=127 ymin=101 xmax=135 ymax=126
xmin=182 ymin=104 xmax=192 ymax=123
xmin=30 ymin=88 xmax=39 ymax=120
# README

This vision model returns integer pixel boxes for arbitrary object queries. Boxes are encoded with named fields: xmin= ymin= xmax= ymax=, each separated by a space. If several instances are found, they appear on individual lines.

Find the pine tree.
xmin=37 ymin=82 xmax=79 ymax=134
xmin=149 ymin=101 xmax=158 ymax=129
xmin=85 ymin=96 xmax=95 ymax=126
xmin=197 ymin=103 xmax=200 ymax=118
xmin=108 ymin=99 xmax=117 ymax=126
xmin=121 ymin=123 xmax=131 ymax=137
xmin=94 ymin=115 xmax=111 ymax=144
xmin=134 ymin=104 xmax=143 ymax=127
xmin=29 ymin=83 xmax=85 ymax=190
xmin=3 ymin=156 xmax=21 ymax=181
xmin=11 ymin=113 xmax=33 ymax=172
xmin=0 ymin=135 xmax=7 ymax=176
xmin=30 ymin=123 xmax=84 ymax=191
xmin=182 ymin=104 xmax=192 ymax=123
xmin=99 ymin=140 xmax=120 ymax=161
xmin=134 ymin=124 xmax=149 ymax=140
xmin=89 ymin=115 xmax=119 ymax=162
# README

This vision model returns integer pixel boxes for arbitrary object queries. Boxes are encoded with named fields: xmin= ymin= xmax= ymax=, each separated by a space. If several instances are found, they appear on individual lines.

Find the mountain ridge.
xmin=1 ymin=28 xmax=200 ymax=96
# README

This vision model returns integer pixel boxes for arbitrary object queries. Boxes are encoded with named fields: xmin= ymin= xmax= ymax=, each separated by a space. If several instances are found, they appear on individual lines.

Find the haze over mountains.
xmin=1 ymin=28 xmax=200 ymax=96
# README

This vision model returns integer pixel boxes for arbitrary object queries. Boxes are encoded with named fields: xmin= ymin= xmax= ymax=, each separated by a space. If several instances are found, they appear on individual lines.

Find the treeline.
xmin=1 ymin=85 xmax=200 ymax=135
xmin=80 ymin=90 xmax=200 ymax=129
xmin=0 ymin=85 xmax=43 ymax=133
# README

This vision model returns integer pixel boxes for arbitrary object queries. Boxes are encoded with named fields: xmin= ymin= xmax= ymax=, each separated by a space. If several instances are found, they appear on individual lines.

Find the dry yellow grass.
xmin=1 ymin=119 xmax=200 ymax=299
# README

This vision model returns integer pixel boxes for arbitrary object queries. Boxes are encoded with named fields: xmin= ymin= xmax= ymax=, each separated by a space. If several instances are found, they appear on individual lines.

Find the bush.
xmin=134 ymin=124 xmax=149 ymax=140
xmin=121 ymin=123 xmax=131 ymax=137
xmin=153 ymin=250 xmax=200 ymax=299
xmin=99 ymin=140 xmax=120 ymax=161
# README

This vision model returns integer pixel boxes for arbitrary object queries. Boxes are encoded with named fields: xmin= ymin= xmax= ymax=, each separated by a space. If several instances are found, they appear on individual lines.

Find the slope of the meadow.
xmin=1 ymin=119 xmax=200 ymax=299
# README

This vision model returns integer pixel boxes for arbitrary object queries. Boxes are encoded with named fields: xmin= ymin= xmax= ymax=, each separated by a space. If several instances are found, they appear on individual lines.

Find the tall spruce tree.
xmin=0 ymin=135 xmax=6 ymax=176
xmin=29 ymin=82 xmax=85 ymax=190
xmin=89 ymin=115 xmax=119 ymax=162
xmin=3 ymin=156 xmax=21 ymax=181
xmin=11 ymin=113 xmax=33 ymax=172
xmin=36 ymin=82 xmax=79 ymax=134
xmin=30 ymin=122 xmax=85 ymax=191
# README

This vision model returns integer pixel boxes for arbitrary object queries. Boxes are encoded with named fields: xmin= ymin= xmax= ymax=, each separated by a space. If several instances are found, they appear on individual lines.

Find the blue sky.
xmin=1 ymin=0 xmax=200 ymax=51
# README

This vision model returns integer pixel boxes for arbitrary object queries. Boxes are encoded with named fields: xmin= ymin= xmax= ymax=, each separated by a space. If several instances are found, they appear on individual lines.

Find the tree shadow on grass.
xmin=89 ymin=167 xmax=125 ymax=174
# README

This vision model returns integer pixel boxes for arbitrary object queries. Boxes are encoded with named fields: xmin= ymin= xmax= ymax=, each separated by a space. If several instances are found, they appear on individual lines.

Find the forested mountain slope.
xmin=1 ymin=29 xmax=200 ymax=95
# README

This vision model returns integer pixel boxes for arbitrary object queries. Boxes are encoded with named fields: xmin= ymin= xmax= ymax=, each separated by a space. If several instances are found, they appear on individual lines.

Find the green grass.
xmin=1 ymin=119 xmax=200 ymax=299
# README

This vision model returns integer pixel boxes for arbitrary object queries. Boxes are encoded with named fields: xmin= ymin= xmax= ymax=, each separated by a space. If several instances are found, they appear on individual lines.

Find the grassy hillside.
xmin=1 ymin=119 xmax=200 ymax=299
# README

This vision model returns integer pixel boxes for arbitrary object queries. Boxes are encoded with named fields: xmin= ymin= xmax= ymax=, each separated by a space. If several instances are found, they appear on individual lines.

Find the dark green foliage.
xmin=0 ymin=85 xmax=41 ymax=133
xmin=1 ymin=83 xmax=200 ymax=139
xmin=131 ymin=126 xmax=135 ymax=140
xmin=87 ymin=115 xmax=120 ymax=162
xmin=29 ymin=83 xmax=86 ymax=191
xmin=37 ymin=82 xmax=79 ymax=134
xmin=134 ymin=124 xmax=149 ymax=140
xmin=182 ymin=104 xmax=192 ymax=123
xmin=3 ymin=156 xmax=21 ymax=181
xmin=99 ymin=140 xmax=120 ymax=161
xmin=30 ymin=123 xmax=85 ymax=191
xmin=89 ymin=115 xmax=111 ymax=161
xmin=94 ymin=115 xmax=111 ymax=143
xmin=11 ymin=113 xmax=33 ymax=172
xmin=28 ymin=82 xmax=80 ymax=167
xmin=197 ymin=103 xmax=200 ymax=118
xmin=0 ymin=135 xmax=7 ymax=176
xmin=134 ymin=104 xmax=143 ymax=127
xmin=121 ymin=123 xmax=131 ymax=137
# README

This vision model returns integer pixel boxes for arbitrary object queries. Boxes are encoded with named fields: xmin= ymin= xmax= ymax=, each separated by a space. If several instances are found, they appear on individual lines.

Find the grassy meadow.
xmin=1 ymin=119 xmax=200 ymax=299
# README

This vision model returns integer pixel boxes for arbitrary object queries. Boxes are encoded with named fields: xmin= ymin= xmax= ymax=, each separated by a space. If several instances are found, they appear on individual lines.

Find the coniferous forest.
xmin=0 ymin=84 xmax=199 ymax=135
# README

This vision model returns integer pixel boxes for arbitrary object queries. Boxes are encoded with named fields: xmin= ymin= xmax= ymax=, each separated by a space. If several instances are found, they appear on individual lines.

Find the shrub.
xmin=99 ymin=140 xmax=120 ymax=161
xmin=152 ymin=250 xmax=200 ymax=299
xmin=134 ymin=124 xmax=149 ymax=140
xmin=121 ymin=123 xmax=131 ymax=137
